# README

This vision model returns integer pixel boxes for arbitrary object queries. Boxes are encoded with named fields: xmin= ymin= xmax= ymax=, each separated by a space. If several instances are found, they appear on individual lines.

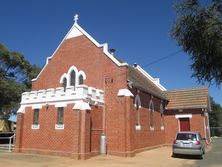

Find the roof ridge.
xmin=166 ymin=86 xmax=208 ymax=92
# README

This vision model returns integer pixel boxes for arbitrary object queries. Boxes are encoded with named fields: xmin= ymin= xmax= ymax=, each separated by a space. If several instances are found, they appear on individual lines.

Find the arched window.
xmin=79 ymin=75 xmax=84 ymax=85
xmin=70 ymin=70 xmax=76 ymax=86
xmin=160 ymin=102 xmax=164 ymax=130
xmin=149 ymin=99 xmax=154 ymax=129
xmin=135 ymin=94 xmax=141 ymax=126
xmin=62 ymin=77 xmax=67 ymax=92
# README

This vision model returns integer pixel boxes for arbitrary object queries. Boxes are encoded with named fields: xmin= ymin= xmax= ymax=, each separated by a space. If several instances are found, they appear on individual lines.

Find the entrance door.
xmin=179 ymin=118 xmax=190 ymax=131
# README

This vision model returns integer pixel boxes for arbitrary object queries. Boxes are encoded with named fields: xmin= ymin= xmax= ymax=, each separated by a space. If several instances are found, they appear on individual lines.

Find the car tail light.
xmin=173 ymin=140 xmax=177 ymax=144
xmin=196 ymin=141 xmax=201 ymax=145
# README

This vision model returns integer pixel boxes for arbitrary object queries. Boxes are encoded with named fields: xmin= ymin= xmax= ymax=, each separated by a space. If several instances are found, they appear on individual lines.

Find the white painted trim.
xmin=32 ymin=105 xmax=43 ymax=109
xmin=175 ymin=114 xmax=192 ymax=119
xmin=135 ymin=125 xmax=141 ymax=130
xmin=17 ymin=106 xmax=25 ymax=113
xmin=32 ymin=21 xmax=128 ymax=82
xmin=66 ymin=27 xmax=83 ymax=39
xmin=32 ymin=124 xmax=40 ymax=129
xmin=161 ymin=126 xmax=164 ymax=130
xmin=59 ymin=73 xmax=68 ymax=84
xmin=78 ymin=70 xmax=86 ymax=80
xmin=136 ymin=65 xmax=167 ymax=91
xmin=73 ymin=101 xmax=91 ymax=110
xmin=117 ymin=89 xmax=134 ymax=97
xmin=55 ymin=103 xmax=67 ymax=108
xmin=150 ymin=126 xmax=154 ymax=131
xmin=55 ymin=124 xmax=64 ymax=130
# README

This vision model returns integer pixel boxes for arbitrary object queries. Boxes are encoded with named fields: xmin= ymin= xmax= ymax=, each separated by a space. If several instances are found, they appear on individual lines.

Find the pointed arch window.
xmin=70 ymin=70 xmax=76 ymax=87
xmin=149 ymin=99 xmax=154 ymax=129
xmin=160 ymin=101 xmax=164 ymax=130
xmin=62 ymin=77 xmax=67 ymax=92
xmin=79 ymin=75 xmax=84 ymax=85
xmin=135 ymin=94 xmax=141 ymax=129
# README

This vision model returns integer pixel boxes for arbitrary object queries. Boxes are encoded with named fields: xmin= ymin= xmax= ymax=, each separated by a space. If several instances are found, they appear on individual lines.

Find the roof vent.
xmin=109 ymin=48 xmax=116 ymax=55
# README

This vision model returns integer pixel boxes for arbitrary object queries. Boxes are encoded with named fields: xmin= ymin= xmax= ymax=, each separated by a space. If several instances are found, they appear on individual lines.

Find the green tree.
xmin=209 ymin=97 xmax=222 ymax=136
xmin=0 ymin=43 xmax=41 ymax=126
xmin=171 ymin=0 xmax=222 ymax=86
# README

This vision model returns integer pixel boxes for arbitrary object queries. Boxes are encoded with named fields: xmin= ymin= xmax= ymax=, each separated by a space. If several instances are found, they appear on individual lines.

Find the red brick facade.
xmin=164 ymin=109 xmax=211 ymax=144
xmin=15 ymin=19 xmax=211 ymax=159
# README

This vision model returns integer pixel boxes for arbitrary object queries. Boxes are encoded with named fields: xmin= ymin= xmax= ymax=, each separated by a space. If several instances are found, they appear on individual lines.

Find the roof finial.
xmin=74 ymin=14 xmax=79 ymax=23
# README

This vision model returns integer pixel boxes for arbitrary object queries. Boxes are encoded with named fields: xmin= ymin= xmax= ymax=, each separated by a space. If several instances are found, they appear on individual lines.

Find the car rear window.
xmin=176 ymin=133 xmax=197 ymax=141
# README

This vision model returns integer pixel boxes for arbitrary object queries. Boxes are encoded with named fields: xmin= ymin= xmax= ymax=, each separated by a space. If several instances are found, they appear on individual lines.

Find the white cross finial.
xmin=74 ymin=14 xmax=79 ymax=23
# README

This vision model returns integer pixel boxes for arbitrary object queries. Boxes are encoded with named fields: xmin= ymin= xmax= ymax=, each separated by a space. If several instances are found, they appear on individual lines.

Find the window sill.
xmin=135 ymin=125 xmax=141 ymax=130
xmin=32 ymin=124 xmax=40 ymax=129
xmin=161 ymin=126 xmax=164 ymax=130
xmin=55 ymin=124 xmax=64 ymax=130
xmin=150 ymin=126 xmax=154 ymax=131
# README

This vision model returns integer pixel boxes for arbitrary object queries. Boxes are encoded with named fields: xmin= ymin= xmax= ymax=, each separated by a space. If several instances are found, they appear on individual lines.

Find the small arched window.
xmin=79 ymin=75 xmax=84 ymax=85
xmin=62 ymin=78 xmax=67 ymax=91
xmin=160 ymin=102 xmax=164 ymax=129
xmin=135 ymin=94 xmax=141 ymax=126
xmin=149 ymin=99 xmax=154 ymax=128
xmin=70 ymin=70 xmax=76 ymax=86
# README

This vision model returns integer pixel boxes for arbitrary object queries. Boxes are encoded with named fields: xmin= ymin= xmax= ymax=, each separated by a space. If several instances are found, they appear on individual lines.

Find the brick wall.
xmin=127 ymin=88 xmax=166 ymax=154
xmin=17 ymin=35 xmax=129 ymax=158
xmin=164 ymin=109 xmax=206 ymax=144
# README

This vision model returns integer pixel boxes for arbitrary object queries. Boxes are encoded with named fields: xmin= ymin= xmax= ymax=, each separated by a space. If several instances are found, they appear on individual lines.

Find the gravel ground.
xmin=0 ymin=146 xmax=209 ymax=167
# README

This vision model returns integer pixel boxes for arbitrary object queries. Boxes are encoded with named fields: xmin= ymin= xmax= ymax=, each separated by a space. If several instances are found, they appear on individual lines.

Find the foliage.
xmin=209 ymin=97 xmax=222 ymax=136
xmin=171 ymin=0 xmax=222 ymax=86
xmin=0 ymin=43 xmax=41 ymax=117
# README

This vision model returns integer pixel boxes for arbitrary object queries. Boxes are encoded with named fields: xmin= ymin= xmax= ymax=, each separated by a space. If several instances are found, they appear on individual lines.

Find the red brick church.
xmin=15 ymin=15 xmax=211 ymax=159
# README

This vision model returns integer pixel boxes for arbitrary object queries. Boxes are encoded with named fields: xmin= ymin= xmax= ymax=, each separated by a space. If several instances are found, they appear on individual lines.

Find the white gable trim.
xmin=32 ymin=20 xmax=127 ymax=82
xmin=135 ymin=65 xmax=167 ymax=91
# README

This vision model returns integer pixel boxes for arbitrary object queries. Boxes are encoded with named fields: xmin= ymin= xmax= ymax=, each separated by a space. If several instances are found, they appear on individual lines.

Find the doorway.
xmin=179 ymin=118 xmax=190 ymax=131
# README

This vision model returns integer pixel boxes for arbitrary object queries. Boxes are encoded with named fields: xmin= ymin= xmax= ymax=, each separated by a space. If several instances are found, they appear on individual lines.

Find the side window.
xmin=160 ymin=102 xmax=164 ymax=130
xmin=135 ymin=94 xmax=141 ymax=128
xmin=70 ymin=70 xmax=76 ymax=86
xmin=57 ymin=107 xmax=64 ymax=125
xmin=149 ymin=99 xmax=154 ymax=129
xmin=62 ymin=77 xmax=67 ymax=91
xmin=79 ymin=75 xmax=84 ymax=85
xmin=33 ymin=109 xmax=39 ymax=125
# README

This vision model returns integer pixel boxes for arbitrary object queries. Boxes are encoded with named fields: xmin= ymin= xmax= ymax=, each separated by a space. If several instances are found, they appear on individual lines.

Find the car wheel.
xmin=172 ymin=153 xmax=177 ymax=158
xmin=202 ymin=148 xmax=205 ymax=154
xmin=198 ymin=154 xmax=203 ymax=159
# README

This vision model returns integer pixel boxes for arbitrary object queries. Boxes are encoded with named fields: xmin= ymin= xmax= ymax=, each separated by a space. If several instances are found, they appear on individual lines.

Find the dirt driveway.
xmin=0 ymin=146 xmax=206 ymax=167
